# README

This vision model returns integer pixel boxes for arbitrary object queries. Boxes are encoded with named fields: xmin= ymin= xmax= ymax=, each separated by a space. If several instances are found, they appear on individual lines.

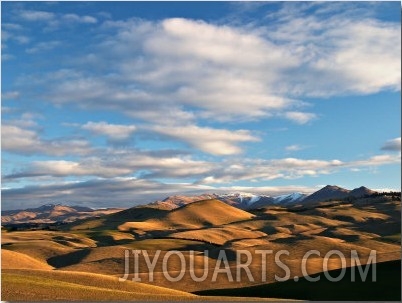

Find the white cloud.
xmin=313 ymin=19 xmax=400 ymax=94
xmin=82 ymin=121 xmax=136 ymax=140
xmin=2 ymin=124 xmax=39 ymax=152
xmin=17 ymin=9 xmax=97 ymax=29
xmin=41 ymin=18 xmax=301 ymax=122
xmin=19 ymin=160 xmax=132 ymax=179
xmin=153 ymin=18 xmax=296 ymax=69
xmin=285 ymin=144 xmax=304 ymax=152
xmin=2 ymin=23 xmax=24 ymax=31
xmin=351 ymin=154 xmax=401 ymax=167
xmin=24 ymin=12 xmax=399 ymax=131
xmin=19 ymin=10 xmax=55 ymax=21
xmin=151 ymin=125 xmax=259 ymax=155
xmin=62 ymin=14 xmax=97 ymax=24
xmin=283 ymin=112 xmax=317 ymax=124
xmin=2 ymin=54 xmax=15 ymax=61
xmin=381 ymin=137 xmax=401 ymax=152
xmin=2 ymin=29 xmax=30 ymax=45
xmin=1 ymin=91 xmax=20 ymax=100
xmin=199 ymin=154 xmax=399 ymax=185
xmin=3 ymin=149 xmax=214 ymax=181
xmin=265 ymin=13 xmax=401 ymax=96
xmin=26 ymin=41 xmax=61 ymax=54
xmin=1 ymin=123 xmax=92 ymax=156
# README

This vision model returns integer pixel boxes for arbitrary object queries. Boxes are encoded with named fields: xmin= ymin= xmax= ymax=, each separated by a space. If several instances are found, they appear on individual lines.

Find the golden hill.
xmin=2 ymin=249 xmax=53 ymax=270
xmin=67 ymin=204 xmax=170 ymax=231
xmin=165 ymin=199 xmax=255 ymax=226
xmin=119 ymin=199 xmax=255 ymax=232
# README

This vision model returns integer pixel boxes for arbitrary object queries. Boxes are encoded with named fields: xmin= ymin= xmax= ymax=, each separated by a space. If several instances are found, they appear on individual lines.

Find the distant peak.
xmin=323 ymin=185 xmax=341 ymax=189
xmin=321 ymin=185 xmax=348 ymax=191
xmin=40 ymin=203 xmax=57 ymax=208
xmin=351 ymin=186 xmax=374 ymax=192
xmin=350 ymin=186 xmax=376 ymax=196
xmin=357 ymin=186 xmax=369 ymax=190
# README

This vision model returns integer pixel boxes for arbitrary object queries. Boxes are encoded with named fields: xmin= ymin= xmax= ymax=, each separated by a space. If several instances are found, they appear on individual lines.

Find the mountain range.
xmin=1 ymin=204 xmax=123 ymax=225
xmin=2 ymin=185 xmax=378 ymax=225
xmin=153 ymin=185 xmax=376 ymax=210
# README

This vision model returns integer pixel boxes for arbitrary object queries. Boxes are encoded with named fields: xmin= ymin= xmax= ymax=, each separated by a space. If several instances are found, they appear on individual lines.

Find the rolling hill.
xmin=1 ymin=189 xmax=400 ymax=301
xmin=1 ymin=249 xmax=54 ymax=270
xmin=118 ymin=199 xmax=256 ymax=233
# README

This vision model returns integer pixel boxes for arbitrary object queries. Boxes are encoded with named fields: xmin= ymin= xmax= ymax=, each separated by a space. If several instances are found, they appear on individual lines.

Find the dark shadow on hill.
xmin=194 ymin=259 xmax=401 ymax=301
xmin=47 ymin=248 xmax=91 ymax=268
xmin=271 ymin=234 xmax=313 ymax=244
xmin=354 ymin=220 xmax=401 ymax=236
xmin=89 ymin=233 xmax=134 ymax=247
xmin=64 ymin=206 xmax=170 ymax=232
xmin=316 ymin=228 xmax=360 ymax=242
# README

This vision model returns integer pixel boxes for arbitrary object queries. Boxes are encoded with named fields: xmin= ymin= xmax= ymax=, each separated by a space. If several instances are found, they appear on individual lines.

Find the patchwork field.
xmin=2 ymin=194 xmax=400 ymax=301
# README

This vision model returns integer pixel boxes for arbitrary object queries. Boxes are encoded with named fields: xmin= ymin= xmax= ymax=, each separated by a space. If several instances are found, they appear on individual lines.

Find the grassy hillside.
xmin=1 ymin=249 xmax=53 ymax=270
xmin=1 ymin=269 xmax=289 ymax=301
xmin=1 ymin=269 xmax=196 ymax=301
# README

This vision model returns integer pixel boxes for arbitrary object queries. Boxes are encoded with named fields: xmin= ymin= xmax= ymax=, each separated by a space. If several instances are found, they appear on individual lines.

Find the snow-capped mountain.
xmin=221 ymin=192 xmax=308 ymax=208
xmin=152 ymin=192 xmax=307 ymax=210
xmin=218 ymin=192 xmax=262 ymax=204
xmin=272 ymin=192 xmax=307 ymax=204
xmin=149 ymin=185 xmax=378 ymax=211
xmin=215 ymin=192 xmax=271 ymax=209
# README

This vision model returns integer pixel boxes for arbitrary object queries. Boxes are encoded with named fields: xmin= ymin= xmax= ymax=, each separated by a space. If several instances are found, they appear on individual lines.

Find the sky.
xmin=1 ymin=1 xmax=401 ymax=210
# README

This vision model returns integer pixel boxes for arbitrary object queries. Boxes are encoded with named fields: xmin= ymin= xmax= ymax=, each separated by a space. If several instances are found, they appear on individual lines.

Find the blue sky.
xmin=1 ymin=1 xmax=401 ymax=210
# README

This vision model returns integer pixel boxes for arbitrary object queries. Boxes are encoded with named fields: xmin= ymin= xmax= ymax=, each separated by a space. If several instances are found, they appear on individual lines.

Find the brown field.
xmin=2 ymin=195 xmax=400 ymax=301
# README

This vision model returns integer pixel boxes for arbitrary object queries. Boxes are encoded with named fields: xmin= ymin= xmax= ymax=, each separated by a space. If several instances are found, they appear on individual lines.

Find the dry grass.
xmin=169 ymin=226 xmax=267 ymax=246
xmin=1 ymin=269 xmax=194 ymax=301
xmin=1 ymin=230 xmax=96 ymax=266
xmin=314 ymin=206 xmax=390 ymax=223
xmin=2 ymin=240 xmax=73 ymax=264
xmin=1 ymin=249 xmax=53 ymax=270
xmin=2 ymin=269 xmax=287 ymax=301
xmin=118 ymin=220 xmax=165 ymax=233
